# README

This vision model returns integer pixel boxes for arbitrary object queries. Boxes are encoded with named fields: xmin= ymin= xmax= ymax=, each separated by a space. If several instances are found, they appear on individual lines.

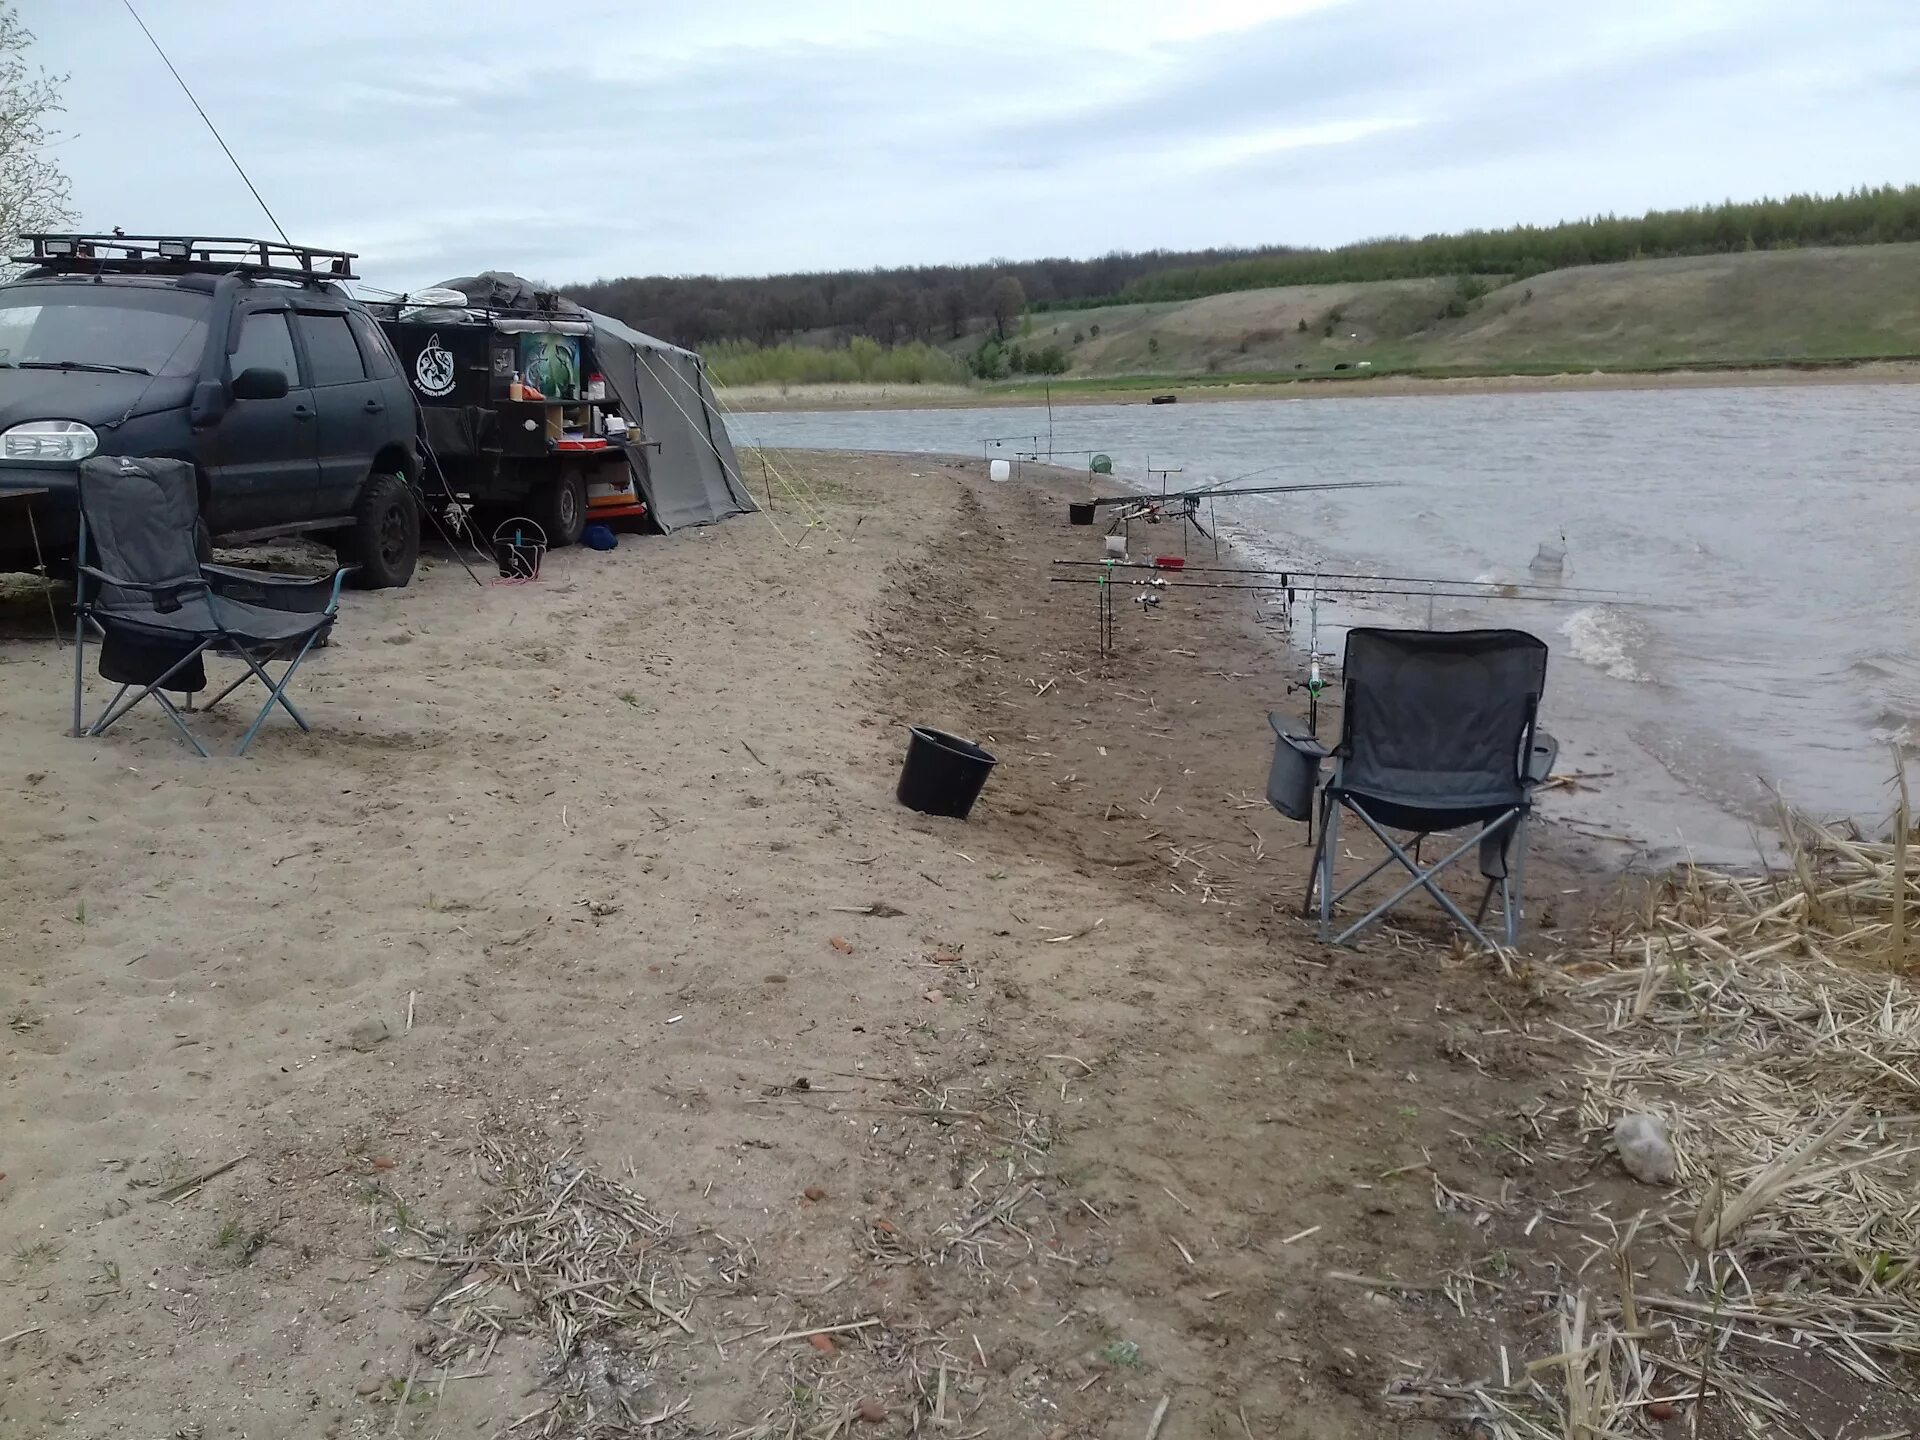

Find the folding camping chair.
xmin=70 ymin=455 xmax=350 ymax=757
xmin=1265 ymin=627 xmax=1558 ymax=949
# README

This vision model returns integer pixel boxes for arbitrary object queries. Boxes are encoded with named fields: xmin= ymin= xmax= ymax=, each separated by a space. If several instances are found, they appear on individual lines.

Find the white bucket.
xmin=988 ymin=458 xmax=1012 ymax=482
xmin=1104 ymin=535 xmax=1126 ymax=558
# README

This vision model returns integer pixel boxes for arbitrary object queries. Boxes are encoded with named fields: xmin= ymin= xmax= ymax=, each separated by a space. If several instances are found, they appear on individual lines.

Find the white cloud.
xmin=22 ymin=0 xmax=1920 ymax=288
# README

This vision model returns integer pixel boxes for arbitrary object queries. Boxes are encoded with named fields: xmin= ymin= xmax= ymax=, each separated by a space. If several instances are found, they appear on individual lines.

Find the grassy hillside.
xmin=1001 ymin=243 xmax=1920 ymax=382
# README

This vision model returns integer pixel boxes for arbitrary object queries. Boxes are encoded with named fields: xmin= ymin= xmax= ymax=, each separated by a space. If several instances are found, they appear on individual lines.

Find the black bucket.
xmin=897 ymin=726 xmax=998 ymax=820
xmin=1068 ymin=501 xmax=1096 ymax=526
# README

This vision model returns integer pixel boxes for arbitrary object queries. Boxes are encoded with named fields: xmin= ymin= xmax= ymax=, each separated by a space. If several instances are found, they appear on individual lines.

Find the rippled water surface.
xmin=736 ymin=385 xmax=1920 ymax=858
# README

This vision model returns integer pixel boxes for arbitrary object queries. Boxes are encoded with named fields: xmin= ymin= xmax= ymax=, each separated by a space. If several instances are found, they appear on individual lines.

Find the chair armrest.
xmin=1269 ymin=712 xmax=1330 ymax=759
xmin=1524 ymin=730 xmax=1560 ymax=787
xmin=203 ymin=563 xmax=353 ymax=615
xmin=77 ymin=566 xmax=209 ymax=612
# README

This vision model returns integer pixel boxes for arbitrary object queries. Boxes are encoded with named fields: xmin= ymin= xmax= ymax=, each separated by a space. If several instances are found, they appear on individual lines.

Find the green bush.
xmin=969 ymin=339 xmax=1009 ymax=379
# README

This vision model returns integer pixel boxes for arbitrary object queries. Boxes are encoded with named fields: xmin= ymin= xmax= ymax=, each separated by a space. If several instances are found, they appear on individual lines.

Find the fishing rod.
xmin=1050 ymin=558 xmax=1646 ymax=601
xmin=1047 ymin=575 xmax=1656 ymax=605
xmin=1085 ymin=479 xmax=1389 ymax=509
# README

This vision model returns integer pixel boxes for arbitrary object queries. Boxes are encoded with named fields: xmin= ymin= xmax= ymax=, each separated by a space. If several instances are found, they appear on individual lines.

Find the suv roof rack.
xmin=15 ymin=233 xmax=358 ymax=284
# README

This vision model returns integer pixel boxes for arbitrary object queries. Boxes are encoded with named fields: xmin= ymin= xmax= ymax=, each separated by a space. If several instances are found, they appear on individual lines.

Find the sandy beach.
xmin=719 ymin=359 xmax=1920 ymax=411
xmin=1 ymin=453 xmax=1913 ymax=1439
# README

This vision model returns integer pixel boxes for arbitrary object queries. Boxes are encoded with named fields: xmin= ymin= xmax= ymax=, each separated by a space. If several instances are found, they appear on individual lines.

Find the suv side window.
xmin=231 ymin=310 xmax=300 ymax=383
xmin=347 ymin=310 xmax=400 ymax=380
xmin=297 ymin=312 xmax=367 ymax=386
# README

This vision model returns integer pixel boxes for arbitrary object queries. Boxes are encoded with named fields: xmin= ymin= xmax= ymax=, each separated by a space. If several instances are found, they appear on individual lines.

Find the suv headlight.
xmin=3 ymin=420 xmax=99 ymax=462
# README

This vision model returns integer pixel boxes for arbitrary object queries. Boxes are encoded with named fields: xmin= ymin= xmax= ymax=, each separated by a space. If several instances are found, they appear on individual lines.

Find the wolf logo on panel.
xmin=414 ymin=334 xmax=456 ymax=398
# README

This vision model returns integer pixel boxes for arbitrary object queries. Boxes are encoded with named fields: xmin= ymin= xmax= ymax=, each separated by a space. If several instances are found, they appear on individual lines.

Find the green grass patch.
xmin=709 ymin=337 xmax=969 ymax=387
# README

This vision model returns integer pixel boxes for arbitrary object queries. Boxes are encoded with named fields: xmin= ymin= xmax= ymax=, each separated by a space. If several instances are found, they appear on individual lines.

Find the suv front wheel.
xmin=339 ymin=471 xmax=420 ymax=589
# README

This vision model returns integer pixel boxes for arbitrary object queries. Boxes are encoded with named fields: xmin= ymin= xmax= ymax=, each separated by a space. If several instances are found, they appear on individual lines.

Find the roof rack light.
xmin=41 ymin=237 xmax=75 ymax=257
xmin=158 ymin=238 xmax=192 ymax=259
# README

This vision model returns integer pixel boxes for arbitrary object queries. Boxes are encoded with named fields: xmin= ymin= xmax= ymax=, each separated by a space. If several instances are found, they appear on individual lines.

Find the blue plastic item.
xmin=583 ymin=523 xmax=618 ymax=551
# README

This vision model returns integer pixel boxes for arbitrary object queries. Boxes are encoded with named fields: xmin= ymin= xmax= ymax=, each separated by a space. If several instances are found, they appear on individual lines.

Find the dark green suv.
xmin=0 ymin=234 xmax=422 ymax=588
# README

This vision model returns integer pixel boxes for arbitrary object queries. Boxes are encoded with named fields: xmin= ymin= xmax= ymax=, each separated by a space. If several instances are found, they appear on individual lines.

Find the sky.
xmin=24 ymin=0 xmax=1920 ymax=293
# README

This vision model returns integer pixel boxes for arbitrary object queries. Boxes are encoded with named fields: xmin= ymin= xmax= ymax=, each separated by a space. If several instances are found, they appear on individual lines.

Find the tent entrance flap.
xmin=585 ymin=310 xmax=755 ymax=533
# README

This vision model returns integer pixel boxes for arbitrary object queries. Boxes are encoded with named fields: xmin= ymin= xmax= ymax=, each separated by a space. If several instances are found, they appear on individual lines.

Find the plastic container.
xmin=988 ymin=458 xmax=1012 ymax=482
xmin=1153 ymin=555 xmax=1185 ymax=570
xmin=897 ymin=726 xmax=998 ymax=820
xmin=1068 ymin=502 xmax=1096 ymax=526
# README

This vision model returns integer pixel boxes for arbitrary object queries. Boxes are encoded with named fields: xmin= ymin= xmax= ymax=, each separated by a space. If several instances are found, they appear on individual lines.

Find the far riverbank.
xmin=719 ymin=356 xmax=1920 ymax=411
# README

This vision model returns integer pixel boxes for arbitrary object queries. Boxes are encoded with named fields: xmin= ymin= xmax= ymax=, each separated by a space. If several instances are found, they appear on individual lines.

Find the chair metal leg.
xmin=1505 ymin=815 xmax=1532 ymax=946
xmin=1302 ymin=786 xmax=1333 ymax=919
xmin=1318 ymin=798 xmax=1340 ymax=940
xmin=71 ymin=516 xmax=87 ymax=738
xmin=1328 ymin=847 xmax=1400 ymax=908
xmin=71 ymin=608 xmax=87 ymax=738
xmin=199 ymin=664 xmax=254 ymax=713
xmin=83 ymin=642 xmax=216 ymax=753
xmin=233 ymin=632 xmax=322 ymax=755
xmin=86 ymin=683 xmax=133 ymax=735
xmin=1328 ymin=806 xmax=1522 ymax=948
xmin=149 ymin=690 xmax=212 ymax=758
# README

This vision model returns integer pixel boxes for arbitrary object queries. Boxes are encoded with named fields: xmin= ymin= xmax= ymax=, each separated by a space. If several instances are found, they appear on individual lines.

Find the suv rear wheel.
xmin=339 ymin=471 xmax=420 ymax=589
xmin=528 ymin=467 xmax=588 ymax=548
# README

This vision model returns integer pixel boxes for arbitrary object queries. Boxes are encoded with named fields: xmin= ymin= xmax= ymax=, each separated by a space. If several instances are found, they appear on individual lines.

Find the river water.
xmin=733 ymin=386 xmax=1920 ymax=861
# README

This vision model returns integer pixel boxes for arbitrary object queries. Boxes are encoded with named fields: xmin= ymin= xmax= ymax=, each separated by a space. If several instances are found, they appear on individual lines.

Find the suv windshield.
xmin=0 ymin=284 xmax=210 ymax=379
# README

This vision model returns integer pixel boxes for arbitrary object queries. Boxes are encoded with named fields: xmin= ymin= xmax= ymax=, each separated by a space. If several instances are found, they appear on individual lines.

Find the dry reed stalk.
xmin=395 ymin=1141 xmax=750 ymax=1438
xmin=1456 ymin=780 xmax=1920 ymax=1438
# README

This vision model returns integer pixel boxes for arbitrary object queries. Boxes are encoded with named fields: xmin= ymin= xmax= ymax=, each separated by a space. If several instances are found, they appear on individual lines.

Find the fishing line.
xmin=694 ymin=372 xmax=843 ymax=527
xmin=120 ymin=1 xmax=292 ymax=245
xmin=669 ymin=362 xmax=842 ymax=538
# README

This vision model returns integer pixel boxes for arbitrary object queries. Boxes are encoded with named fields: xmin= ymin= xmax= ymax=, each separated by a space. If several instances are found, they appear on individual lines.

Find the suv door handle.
xmin=292 ymin=405 xmax=315 ymax=421
xmin=363 ymin=399 xmax=385 ymax=414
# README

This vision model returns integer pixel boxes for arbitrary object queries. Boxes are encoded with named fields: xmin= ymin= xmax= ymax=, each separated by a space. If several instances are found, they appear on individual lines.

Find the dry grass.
xmin=1412 ymin=790 xmax=1920 ymax=1438
xmin=399 ymin=1140 xmax=751 ymax=1437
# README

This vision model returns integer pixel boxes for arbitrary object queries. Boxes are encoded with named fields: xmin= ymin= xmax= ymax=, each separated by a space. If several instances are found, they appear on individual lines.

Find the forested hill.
xmin=565 ymin=245 xmax=1306 ymax=349
xmin=565 ymin=184 xmax=1920 ymax=352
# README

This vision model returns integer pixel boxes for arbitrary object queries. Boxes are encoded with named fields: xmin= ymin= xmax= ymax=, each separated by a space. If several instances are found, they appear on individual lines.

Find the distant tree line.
xmin=1119 ymin=185 xmax=1920 ymax=303
xmin=564 ymin=247 xmax=1306 ymax=350
xmin=565 ymin=185 xmax=1920 ymax=352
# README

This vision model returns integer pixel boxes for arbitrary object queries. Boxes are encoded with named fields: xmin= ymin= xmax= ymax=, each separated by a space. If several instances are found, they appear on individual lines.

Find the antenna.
xmin=120 ymin=0 xmax=293 ymax=246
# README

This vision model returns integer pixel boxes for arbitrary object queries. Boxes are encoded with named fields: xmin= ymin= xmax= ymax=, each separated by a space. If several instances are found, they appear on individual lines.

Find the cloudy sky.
xmin=27 ymin=0 xmax=1920 ymax=292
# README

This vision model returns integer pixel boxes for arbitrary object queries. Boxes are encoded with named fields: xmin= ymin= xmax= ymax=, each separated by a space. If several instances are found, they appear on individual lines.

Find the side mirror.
xmin=231 ymin=366 xmax=290 ymax=401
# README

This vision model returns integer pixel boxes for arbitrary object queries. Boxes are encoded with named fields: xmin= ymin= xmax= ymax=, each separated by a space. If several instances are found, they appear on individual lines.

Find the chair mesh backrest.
xmin=76 ymin=456 xmax=202 ymax=612
xmin=1338 ymin=627 xmax=1547 ymax=810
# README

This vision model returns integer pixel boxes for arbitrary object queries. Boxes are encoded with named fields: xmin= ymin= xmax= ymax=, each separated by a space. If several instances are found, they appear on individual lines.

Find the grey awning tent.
xmin=429 ymin=274 xmax=755 ymax=533
xmin=584 ymin=311 xmax=755 ymax=533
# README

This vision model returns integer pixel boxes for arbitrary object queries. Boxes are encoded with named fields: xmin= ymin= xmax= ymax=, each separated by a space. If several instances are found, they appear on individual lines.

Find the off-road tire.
xmin=339 ymin=471 xmax=420 ymax=589
xmin=528 ymin=467 xmax=588 ymax=548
